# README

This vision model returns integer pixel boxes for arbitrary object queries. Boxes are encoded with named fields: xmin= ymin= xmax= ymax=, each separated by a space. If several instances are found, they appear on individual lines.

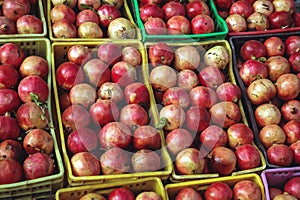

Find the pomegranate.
xmin=50 ymin=4 xmax=76 ymax=24
xmin=166 ymin=128 xmax=193 ymax=155
xmin=19 ymin=55 xmax=49 ymax=78
xmin=253 ymin=0 xmax=274 ymax=16
xmin=285 ymin=35 xmax=300 ymax=55
xmin=275 ymin=73 xmax=300 ymax=101
xmin=119 ymin=103 xmax=149 ymax=129
xmin=136 ymin=192 xmax=162 ymax=200
xmin=272 ymin=0 xmax=295 ymax=14
xmin=265 ymin=56 xmax=290 ymax=81
xmin=198 ymin=66 xmax=225 ymax=89
xmin=247 ymin=78 xmax=276 ymax=105
xmin=162 ymin=86 xmax=190 ymax=109
xmin=163 ymin=1 xmax=185 ymax=21
xmin=71 ymin=152 xmax=100 ymax=176
xmin=247 ymin=12 xmax=270 ymax=31
xmin=239 ymin=59 xmax=268 ymax=86
xmin=107 ymin=17 xmax=136 ymax=39
xmin=97 ymin=43 xmax=122 ymax=66
xmin=209 ymin=101 xmax=241 ymax=129
xmin=67 ymin=128 xmax=98 ymax=154
xmin=52 ymin=20 xmax=77 ymax=38
xmin=264 ymin=36 xmax=286 ymax=57
xmin=289 ymin=52 xmax=300 ymax=73
xmin=284 ymin=177 xmax=300 ymax=199
xmin=235 ymin=144 xmax=261 ymax=170
xmin=16 ymin=102 xmax=48 ymax=131
xmin=167 ymin=15 xmax=191 ymax=35
xmin=80 ymin=193 xmax=106 ymax=200
xmin=177 ymin=69 xmax=199 ymax=91
xmin=0 ymin=16 xmax=16 ymax=34
xmin=189 ymin=86 xmax=217 ymax=108
xmin=281 ymin=100 xmax=300 ymax=122
xmin=108 ymin=187 xmax=135 ymax=200
xmin=148 ymin=42 xmax=174 ymax=67
xmin=23 ymin=129 xmax=54 ymax=155
xmin=90 ymin=99 xmax=119 ymax=127
xmin=200 ymin=125 xmax=228 ymax=153
xmin=139 ymin=4 xmax=164 ymax=23
xmin=204 ymin=182 xmax=233 ymax=200
xmin=191 ymin=14 xmax=215 ymax=34
xmin=282 ymin=119 xmax=300 ymax=147
xmin=76 ymin=9 xmax=100 ymax=27
xmin=111 ymin=61 xmax=137 ymax=87
xmin=227 ymin=123 xmax=254 ymax=149
xmin=226 ymin=14 xmax=247 ymax=33
xmin=290 ymin=141 xmax=300 ymax=165
xmin=230 ymin=0 xmax=253 ymax=18
xmin=0 ymin=139 xmax=24 ymax=162
xmin=77 ymin=0 xmax=101 ymax=11
xmin=269 ymin=188 xmax=283 ymax=200
xmin=133 ymin=125 xmax=161 ymax=150
xmin=267 ymin=144 xmax=293 ymax=166
xmin=185 ymin=106 xmax=210 ymax=133
xmin=16 ymin=15 xmax=43 ymax=34
xmin=2 ymin=0 xmax=30 ymax=21
xmin=159 ymin=104 xmax=186 ymax=131
xmin=0 ymin=89 xmax=20 ymax=115
xmin=233 ymin=180 xmax=262 ymax=200
xmin=69 ymin=83 xmax=96 ymax=108
xmin=78 ymin=22 xmax=103 ymax=38
xmin=186 ymin=0 xmax=210 ymax=19
xmin=131 ymin=149 xmax=161 ymax=172
xmin=254 ymin=103 xmax=281 ymax=127
xmin=23 ymin=152 xmax=54 ymax=180
xmin=208 ymin=146 xmax=236 ymax=176
xmin=240 ymin=39 xmax=267 ymax=61
xmin=273 ymin=194 xmax=297 ymax=199
xmin=149 ymin=65 xmax=177 ymax=92
xmin=259 ymin=124 xmax=286 ymax=148
xmin=99 ymin=122 xmax=132 ymax=149
xmin=62 ymin=104 xmax=91 ymax=131
xmin=0 ymin=67 xmax=16 ymax=88
xmin=175 ymin=188 xmax=202 ymax=200
xmin=175 ymin=147 xmax=205 ymax=175
xmin=216 ymin=82 xmax=241 ymax=102
xmin=0 ymin=42 xmax=25 ymax=68
xmin=97 ymin=4 xmax=121 ymax=28
xmin=174 ymin=45 xmax=200 ymax=71
xmin=51 ymin=0 xmax=77 ymax=8
xmin=121 ymin=46 xmax=142 ymax=67
xmin=269 ymin=11 xmax=292 ymax=29
xmin=97 ymin=82 xmax=124 ymax=104
xmin=82 ymin=58 xmax=110 ymax=87
xmin=55 ymin=61 xmax=84 ymax=90
xmin=204 ymin=45 xmax=230 ymax=70
xmin=67 ymin=45 xmax=90 ymax=66
xmin=100 ymin=147 xmax=130 ymax=175
xmin=0 ymin=158 xmax=23 ymax=184
xmin=144 ymin=17 xmax=167 ymax=35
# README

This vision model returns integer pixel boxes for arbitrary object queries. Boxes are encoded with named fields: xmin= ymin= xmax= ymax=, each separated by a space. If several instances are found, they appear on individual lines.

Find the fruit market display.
xmin=49 ymin=0 xmax=138 ymax=39
xmin=231 ymin=34 xmax=300 ymax=169
xmin=214 ymin=0 xmax=300 ymax=35
xmin=0 ymin=0 xmax=45 ymax=35
xmin=1 ymin=0 xmax=300 ymax=199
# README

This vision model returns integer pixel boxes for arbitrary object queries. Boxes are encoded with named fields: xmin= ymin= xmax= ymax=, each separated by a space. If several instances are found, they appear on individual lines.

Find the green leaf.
xmin=156 ymin=117 xmax=168 ymax=130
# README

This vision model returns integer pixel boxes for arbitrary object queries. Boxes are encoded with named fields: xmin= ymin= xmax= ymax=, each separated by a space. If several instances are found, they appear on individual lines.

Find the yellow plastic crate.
xmin=0 ymin=39 xmax=64 ymax=199
xmin=52 ymin=40 xmax=173 ymax=186
xmin=144 ymin=40 xmax=266 ymax=182
xmin=165 ymin=173 xmax=265 ymax=200
xmin=56 ymin=177 xmax=167 ymax=200
xmin=0 ymin=0 xmax=47 ymax=38
xmin=48 ymin=0 xmax=141 ymax=42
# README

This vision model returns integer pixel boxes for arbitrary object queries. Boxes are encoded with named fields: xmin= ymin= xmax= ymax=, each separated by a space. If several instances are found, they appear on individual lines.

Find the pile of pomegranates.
xmin=233 ymin=34 xmax=300 ymax=167
xmin=50 ymin=0 xmax=137 ymax=39
xmin=167 ymin=176 xmax=263 ymax=200
xmin=0 ymin=0 xmax=44 ymax=35
xmin=146 ymin=41 xmax=264 ymax=179
xmin=77 ymin=187 xmax=162 ymax=200
xmin=135 ymin=0 xmax=216 ymax=35
xmin=214 ymin=0 xmax=300 ymax=34
xmin=0 ymin=42 xmax=57 ymax=184
xmin=54 ymin=42 xmax=170 ymax=178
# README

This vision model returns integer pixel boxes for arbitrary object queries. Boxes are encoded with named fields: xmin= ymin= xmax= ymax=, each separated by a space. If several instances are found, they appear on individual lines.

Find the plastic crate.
xmin=48 ymin=0 xmax=141 ymax=42
xmin=131 ymin=0 xmax=228 ymax=42
xmin=0 ymin=39 xmax=64 ymax=200
xmin=165 ymin=173 xmax=265 ymax=200
xmin=229 ymin=32 xmax=300 ymax=168
xmin=0 ymin=0 xmax=47 ymax=38
xmin=144 ymin=40 xmax=266 ymax=182
xmin=221 ymin=0 xmax=300 ymax=37
xmin=51 ymin=41 xmax=173 ymax=186
xmin=56 ymin=177 xmax=166 ymax=200
xmin=261 ymin=167 xmax=300 ymax=200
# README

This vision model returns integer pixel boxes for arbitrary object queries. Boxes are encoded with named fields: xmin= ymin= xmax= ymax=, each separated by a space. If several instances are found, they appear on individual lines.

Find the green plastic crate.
xmin=132 ymin=0 xmax=228 ymax=42
xmin=0 ymin=38 xmax=65 ymax=200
